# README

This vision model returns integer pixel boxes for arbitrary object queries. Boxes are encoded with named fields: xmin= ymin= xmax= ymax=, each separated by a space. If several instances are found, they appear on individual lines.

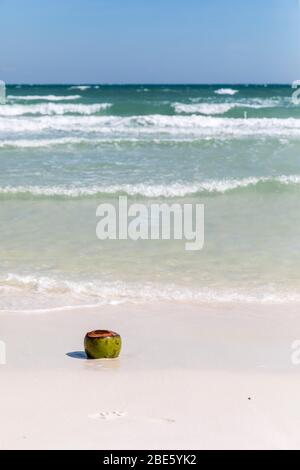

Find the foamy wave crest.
xmin=0 ymin=137 xmax=87 ymax=148
xmin=0 ymin=183 xmax=201 ymax=198
xmin=2 ymin=115 xmax=300 ymax=138
xmin=214 ymin=88 xmax=239 ymax=95
xmin=0 ymin=103 xmax=112 ymax=116
xmin=0 ymin=137 xmax=144 ymax=149
xmin=1 ymin=176 xmax=300 ymax=199
xmin=172 ymin=101 xmax=279 ymax=115
xmin=1 ymin=274 xmax=300 ymax=311
xmin=69 ymin=85 xmax=91 ymax=91
xmin=172 ymin=103 xmax=235 ymax=115
xmin=7 ymin=95 xmax=81 ymax=101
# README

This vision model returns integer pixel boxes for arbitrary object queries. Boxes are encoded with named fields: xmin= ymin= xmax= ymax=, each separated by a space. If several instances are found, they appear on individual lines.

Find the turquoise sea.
xmin=1 ymin=84 xmax=300 ymax=310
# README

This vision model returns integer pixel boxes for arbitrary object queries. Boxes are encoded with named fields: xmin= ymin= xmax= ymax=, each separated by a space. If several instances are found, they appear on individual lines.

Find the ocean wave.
xmin=172 ymin=100 xmax=280 ymax=115
xmin=172 ymin=103 xmax=235 ymax=115
xmin=0 ymin=136 xmax=222 ymax=149
xmin=0 ymin=176 xmax=300 ymax=199
xmin=1 ymin=115 xmax=300 ymax=138
xmin=214 ymin=88 xmax=239 ymax=95
xmin=1 ymin=274 xmax=300 ymax=311
xmin=0 ymin=137 xmax=144 ymax=148
xmin=69 ymin=85 xmax=91 ymax=91
xmin=7 ymin=94 xmax=81 ymax=101
xmin=0 ymin=103 xmax=112 ymax=116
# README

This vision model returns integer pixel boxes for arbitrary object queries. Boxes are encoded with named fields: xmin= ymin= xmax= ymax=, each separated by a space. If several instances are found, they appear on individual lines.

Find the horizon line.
xmin=2 ymin=82 xmax=294 ymax=86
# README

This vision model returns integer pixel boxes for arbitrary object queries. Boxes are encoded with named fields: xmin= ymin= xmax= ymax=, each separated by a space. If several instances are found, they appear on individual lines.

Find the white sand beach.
xmin=1 ymin=301 xmax=300 ymax=450
xmin=2 ymin=0 xmax=300 ymax=453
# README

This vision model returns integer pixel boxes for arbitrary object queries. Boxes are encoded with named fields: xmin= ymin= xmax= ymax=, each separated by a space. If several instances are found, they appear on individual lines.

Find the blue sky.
xmin=0 ymin=0 xmax=300 ymax=83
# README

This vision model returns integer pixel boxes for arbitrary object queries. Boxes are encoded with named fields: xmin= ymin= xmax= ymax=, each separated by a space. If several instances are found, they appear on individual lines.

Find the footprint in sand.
xmin=146 ymin=417 xmax=175 ymax=424
xmin=88 ymin=410 xmax=127 ymax=420
xmin=88 ymin=411 xmax=175 ymax=424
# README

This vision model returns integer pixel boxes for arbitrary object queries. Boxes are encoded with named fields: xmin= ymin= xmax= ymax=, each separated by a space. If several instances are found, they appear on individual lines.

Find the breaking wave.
xmin=214 ymin=88 xmax=239 ymax=95
xmin=1 ymin=273 xmax=300 ymax=311
xmin=172 ymin=103 xmax=235 ymax=115
xmin=0 ymin=103 xmax=112 ymax=116
xmin=1 ymin=115 xmax=300 ymax=138
xmin=172 ymin=100 xmax=280 ymax=115
xmin=69 ymin=85 xmax=91 ymax=91
xmin=7 ymin=94 xmax=81 ymax=101
xmin=1 ymin=176 xmax=300 ymax=199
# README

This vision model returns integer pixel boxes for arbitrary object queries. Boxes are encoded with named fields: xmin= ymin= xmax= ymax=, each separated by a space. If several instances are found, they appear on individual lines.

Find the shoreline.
xmin=1 ymin=301 xmax=300 ymax=449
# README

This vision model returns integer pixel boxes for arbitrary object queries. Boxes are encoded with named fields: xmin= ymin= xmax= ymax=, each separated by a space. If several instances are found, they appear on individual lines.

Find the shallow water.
xmin=1 ymin=84 xmax=300 ymax=309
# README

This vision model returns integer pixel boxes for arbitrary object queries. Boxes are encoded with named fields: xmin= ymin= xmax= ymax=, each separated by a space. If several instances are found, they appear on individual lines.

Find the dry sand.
xmin=1 ymin=301 xmax=300 ymax=449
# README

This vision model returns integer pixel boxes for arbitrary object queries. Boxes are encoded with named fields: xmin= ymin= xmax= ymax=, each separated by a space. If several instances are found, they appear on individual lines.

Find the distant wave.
xmin=69 ymin=85 xmax=91 ymax=91
xmin=1 ymin=115 xmax=300 ymax=138
xmin=1 ymin=176 xmax=300 ymax=199
xmin=172 ymin=100 xmax=280 ymax=115
xmin=172 ymin=103 xmax=235 ymax=115
xmin=7 ymin=95 xmax=81 ymax=101
xmin=214 ymin=88 xmax=239 ymax=95
xmin=1 ymin=274 xmax=300 ymax=311
xmin=0 ymin=103 xmax=112 ymax=116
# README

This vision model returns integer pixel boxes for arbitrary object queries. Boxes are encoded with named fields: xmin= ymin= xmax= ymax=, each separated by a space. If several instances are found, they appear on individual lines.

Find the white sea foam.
xmin=0 ymin=137 xmax=143 ymax=148
xmin=1 ymin=115 xmax=300 ymax=138
xmin=172 ymin=103 xmax=235 ymax=115
xmin=1 ymin=273 xmax=300 ymax=312
xmin=0 ymin=136 xmax=217 ymax=149
xmin=172 ymin=100 xmax=280 ymax=115
xmin=0 ymin=176 xmax=299 ymax=198
xmin=69 ymin=85 xmax=91 ymax=91
xmin=214 ymin=88 xmax=239 ymax=95
xmin=7 ymin=95 xmax=81 ymax=101
xmin=0 ymin=103 xmax=112 ymax=116
xmin=239 ymin=98 xmax=286 ymax=109
xmin=0 ymin=137 xmax=83 ymax=148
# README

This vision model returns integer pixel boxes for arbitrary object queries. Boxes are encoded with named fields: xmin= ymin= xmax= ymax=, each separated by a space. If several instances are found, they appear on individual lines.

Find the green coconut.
xmin=84 ymin=330 xmax=122 ymax=359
